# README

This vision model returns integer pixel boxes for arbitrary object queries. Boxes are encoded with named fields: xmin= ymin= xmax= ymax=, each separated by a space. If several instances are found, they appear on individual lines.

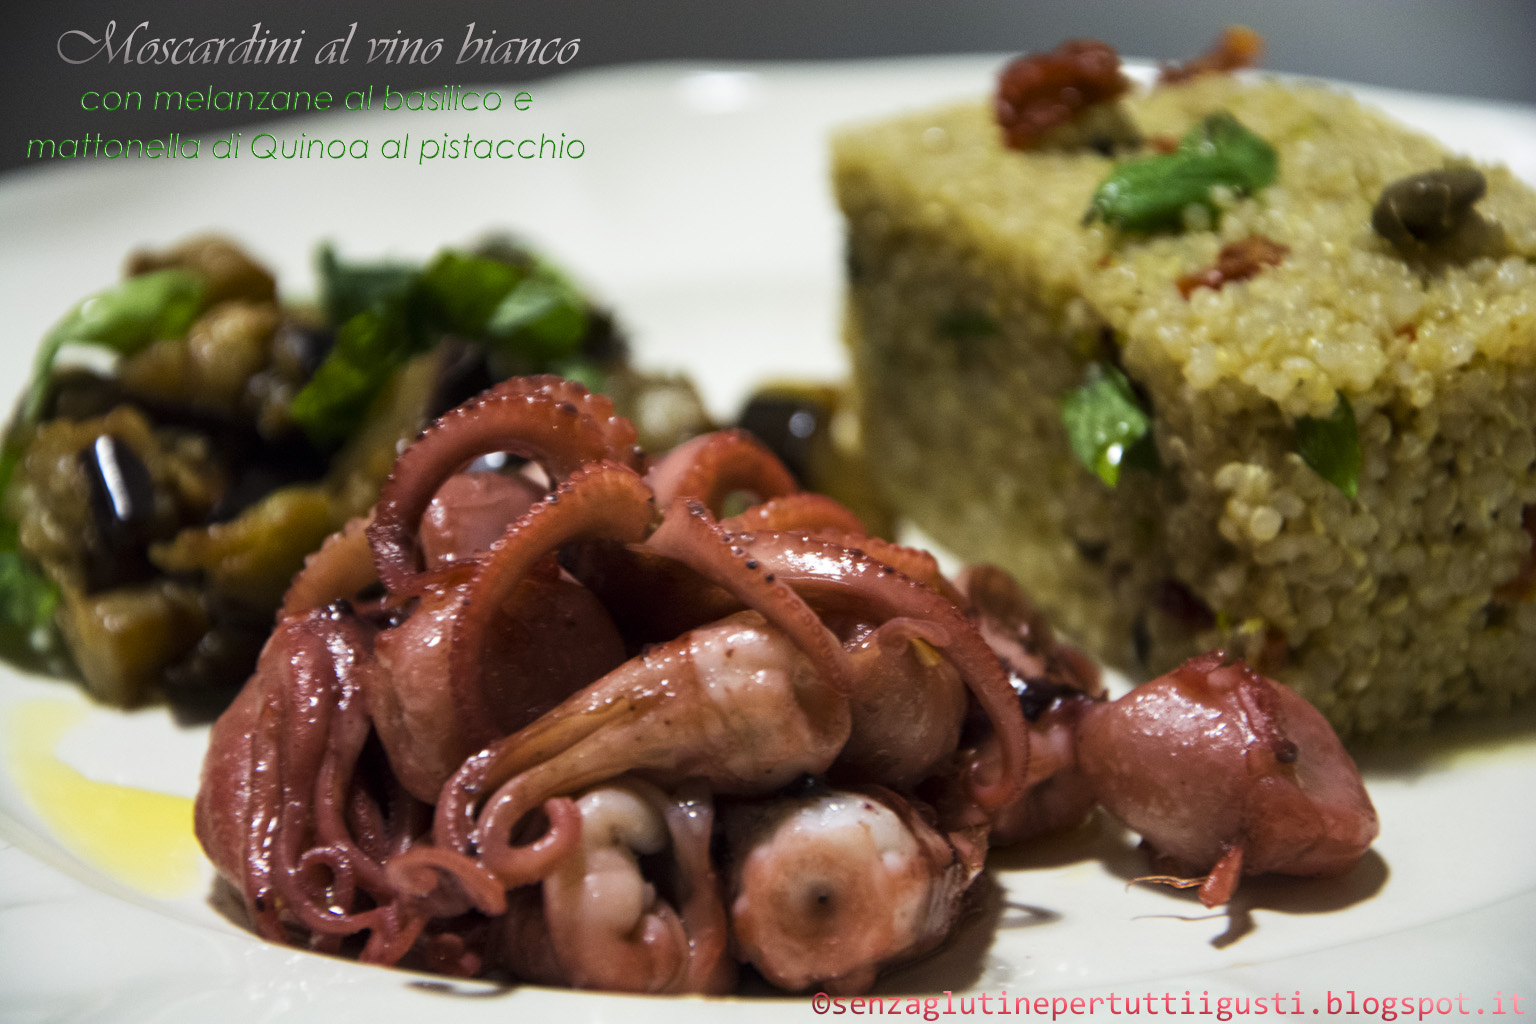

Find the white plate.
xmin=2 ymin=58 xmax=1535 ymax=1023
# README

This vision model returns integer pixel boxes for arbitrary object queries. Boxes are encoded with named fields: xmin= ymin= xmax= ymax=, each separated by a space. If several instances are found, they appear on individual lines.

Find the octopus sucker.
xmin=195 ymin=373 xmax=1378 ymax=992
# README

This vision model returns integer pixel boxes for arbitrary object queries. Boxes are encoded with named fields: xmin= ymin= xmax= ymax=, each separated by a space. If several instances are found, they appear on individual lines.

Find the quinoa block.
xmin=834 ymin=75 xmax=1536 ymax=734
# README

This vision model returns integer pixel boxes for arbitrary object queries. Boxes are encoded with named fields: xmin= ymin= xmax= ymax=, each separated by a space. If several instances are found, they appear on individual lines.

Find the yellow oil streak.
xmin=6 ymin=699 xmax=201 ymax=898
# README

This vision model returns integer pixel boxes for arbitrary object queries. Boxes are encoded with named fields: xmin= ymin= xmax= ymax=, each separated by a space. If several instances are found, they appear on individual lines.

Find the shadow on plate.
xmin=872 ymin=871 xmax=1009 ymax=995
xmin=1349 ymin=700 xmax=1536 ymax=782
xmin=986 ymin=810 xmax=1132 ymax=872
xmin=1090 ymin=834 xmax=1390 ymax=950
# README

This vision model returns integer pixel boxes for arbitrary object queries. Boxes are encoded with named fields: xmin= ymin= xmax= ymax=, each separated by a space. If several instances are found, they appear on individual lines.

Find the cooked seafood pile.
xmin=195 ymin=375 xmax=1378 ymax=994
xmin=0 ymin=237 xmax=709 ymax=716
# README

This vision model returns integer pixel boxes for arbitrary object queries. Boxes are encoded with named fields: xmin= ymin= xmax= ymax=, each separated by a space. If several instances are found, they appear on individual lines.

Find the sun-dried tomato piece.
xmin=1249 ymin=626 xmax=1290 ymax=675
xmin=1159 ymin=25 xmax=1265 ymax=85
xmin=995 ymin=39 xmax=1130 ymax=151
xmin=1493 ymin=505 xmax=1536 ymax=603
xmin=1155 ymin=579 xmax=1216 ymax=631
xmin=1177 ymin=235 xmax=1289 ymax=298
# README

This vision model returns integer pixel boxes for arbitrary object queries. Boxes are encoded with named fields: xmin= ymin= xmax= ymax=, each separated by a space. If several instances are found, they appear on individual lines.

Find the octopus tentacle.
xmin=449 ymin=614 xmax=850 ymax=888
xmin=384 ymin=844 xmax=510 ymax=917
xmin=444 ymin=462 xmax=654 ymax=754
xmin=720 ymin=493 xmax=866 ymax=536
xmin=311 ymin=652 xmax=393 ymax=895
xmin=647 ymin=429 xmax=798 ymax=515
xmin=1199 ymin=845 xmax=1246 ymax=907
xmin=199 ymin=607 xmax=433 ymax=957
xmin=265 ymin=616 xmax=426 ymax=948
xmin=825 ymin=533 xmax=961 ymax=604
xmin=427 ymin=763 xmax=588 ymax=892
xmin=959 ymin=563 xmax=1103 ymax=699
xmin=358 ymin=905 xmax=429 ymax=966
xmin=282 ymin=514 xmax=378 ymax=617
xmin=478 ymin=796 xmax=586 ymax=889
xmin=368 ymin=376 xmax=642 ymax=593
xmin=540 ymin=782 xmax=694 ymax=992
xmin=432 ymin=700 xmax=631 ymax=856
xmin=561 ymin=539 xmax=743 ymax=644
xmin=725 ymin=530 xmax=1031 ymax=811
xmin=262 ymin=612 xmax=363 ymax=938
xmin=371 ymin=557 xmax=626 ymax=803
xmin=644 ymin=498 xmax=854 ymax=696
xmin=656 ymin=781 xmax=735 ymax=994
xmin=968 ymin=695 xmax=1097 ymax=844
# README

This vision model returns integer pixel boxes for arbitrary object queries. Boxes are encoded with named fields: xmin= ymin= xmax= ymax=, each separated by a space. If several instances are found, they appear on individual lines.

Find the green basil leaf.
xmin=317 ymin=244 xmax=416 ymax=326
xmin=20 ymin=269 xmax=206 ymax=423
xmin=550 ymin=356 xmax=608 ymax=394
xmin=293 ymin=243 xmax=609 ymax=446
xmin=289 ymin=307 xmax=416 ymax=446
xmin=1086 ymin=112 xmax=1278 ymax=233
xmin=0 ymin=512 xmax=60 ymax=657
xmin=1296 ymin=393 xmax=1360 ymax=498
xmin=48 ymin=268 xmax=206 ymax=356
xmin=1183 ymin=111 xmax=1278 ymax=193
xmin=1061 ymin=365 xmax=1157 ymax=487
xmin=417 ymin=250 xmax=525 ymax=336
xmin=484 ymin=270 xmax=588 ymax=361
xmin=0 ymin=548 xmax=59 ymax=639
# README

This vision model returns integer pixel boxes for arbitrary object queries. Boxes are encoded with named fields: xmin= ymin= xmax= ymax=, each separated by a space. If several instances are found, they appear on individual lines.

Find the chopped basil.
xmin=1296 ymin=393 xmax=1360 ymax=498
xmin=0 ymin=544 xmax=59 ymax=647
xmin=0 ymin=501 xmax=60 ymax=659
xmin=417 ymin=250 xmax=525 ymax=336
xmin=291 ymin=246 xmax=601 ymax=447
xmin=317 ymin=244 xmax=415 ymax=327
xmin=550 ymin=357 xmax=608 ymax=394
xmin=484 ymin=268 xmax=588 ymax=361
xmin=1086 ymin=112 xmax=1278 ymax=233
xmin=46 ymin=268 xmax=206 ymax=357
xmin=288 ymin=305 xmax=416 ymax=446
xmin=1061 ymin=365 xmax=1158 ymax=487
xmin=15 ymin=269 xmax=206 ymax=430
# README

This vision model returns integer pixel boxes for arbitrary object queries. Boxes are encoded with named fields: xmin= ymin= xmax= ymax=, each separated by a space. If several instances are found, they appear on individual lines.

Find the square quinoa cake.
xmin=834 ymin=73 xmax=1536 ymax=734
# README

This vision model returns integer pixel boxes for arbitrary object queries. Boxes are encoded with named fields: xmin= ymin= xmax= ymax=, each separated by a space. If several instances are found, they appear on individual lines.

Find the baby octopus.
xmin=195 ymin=374 xmax=1378 ymax=995
xmin=1078 ymin=652 xmax=1379 ymax=907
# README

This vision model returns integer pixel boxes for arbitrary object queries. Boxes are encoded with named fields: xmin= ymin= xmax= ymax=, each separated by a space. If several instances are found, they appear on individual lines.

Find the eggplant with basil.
xmin=0 ymin=235 xmax=710 ymax=716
